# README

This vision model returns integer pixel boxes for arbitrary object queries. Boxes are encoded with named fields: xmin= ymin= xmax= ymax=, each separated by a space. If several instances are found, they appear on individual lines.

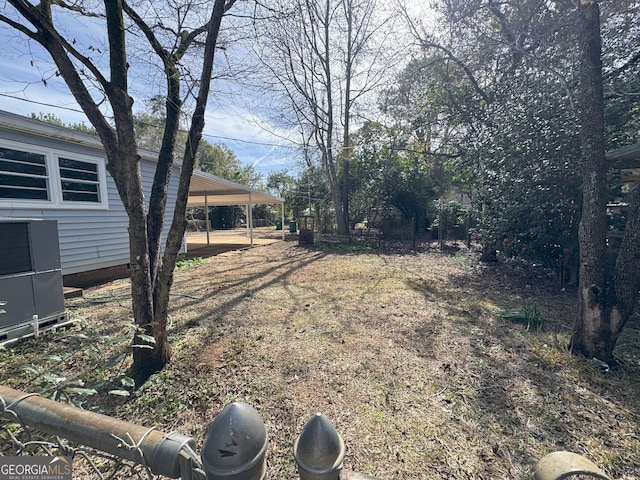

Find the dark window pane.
xmin=0 ymin=174 xmax=48 ymax=189
xmin=62 ymin=191 xmax=99 ymax=202
xmin=58 ymin=157 xmax=101 ymax=203
xmin=59 ymin=157 xmax=97 ymax=172
xmin=0 ymin=146 xmax=49 ymax=201
xmin=61 ymin=181 xmax=98 ymax=193
xmin=0 ymin=159 xmax=47 ymax=176
xmin=0 ymin=187 xmax=49 ymax=200
xmin=0 ymin=147 xmax=46 ymax=165
xmin=59 ymin=167 xmax=98 ymax=181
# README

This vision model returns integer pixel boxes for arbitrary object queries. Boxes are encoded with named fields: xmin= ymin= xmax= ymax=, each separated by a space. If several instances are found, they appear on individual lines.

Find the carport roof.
xmin=608 ymin=142 xmax=640 ymax=168
xmin=188 ymin=170 xmax=284 ymax=206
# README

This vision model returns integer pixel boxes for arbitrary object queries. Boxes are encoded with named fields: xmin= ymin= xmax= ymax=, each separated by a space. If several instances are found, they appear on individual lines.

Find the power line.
xmin=0 ymin=93 xmax=86 ymax=114
xmin=0 ymin=92 xmax=300 ymax=149
xmin=201 ymin=132 xmax=292 ymax=148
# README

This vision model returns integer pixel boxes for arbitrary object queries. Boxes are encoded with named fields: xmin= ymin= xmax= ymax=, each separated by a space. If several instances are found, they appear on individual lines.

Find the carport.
xmin=187 ymin=170 xmax=285 ymax=252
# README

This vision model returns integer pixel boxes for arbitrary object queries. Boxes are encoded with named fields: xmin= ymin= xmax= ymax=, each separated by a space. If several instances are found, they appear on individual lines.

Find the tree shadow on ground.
xmin=167 ymin=246 xmax=330 ymax=340
xmin=400 ymin=252 xmax=640 ymax=478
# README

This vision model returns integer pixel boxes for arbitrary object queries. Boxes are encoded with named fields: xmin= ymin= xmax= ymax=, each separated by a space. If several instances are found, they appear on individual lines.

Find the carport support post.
xmin=281 ymin=202 xmax=285 ymax=240
xmin=248 ymin=192 xmax=254 ymax=246
xmin=205 ymin=195 xmax=211 ymax=245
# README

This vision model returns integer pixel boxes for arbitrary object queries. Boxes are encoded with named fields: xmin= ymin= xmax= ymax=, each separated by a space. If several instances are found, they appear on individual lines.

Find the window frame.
xmin=0 ymin=139 xmax=109 ymax=210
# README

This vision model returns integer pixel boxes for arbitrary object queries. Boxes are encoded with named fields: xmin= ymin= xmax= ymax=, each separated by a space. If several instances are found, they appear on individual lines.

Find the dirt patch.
xmin=198 ymin=340 xmax=230 ymax=371
xmin=1 ymin=240 xmax=639 ymax=479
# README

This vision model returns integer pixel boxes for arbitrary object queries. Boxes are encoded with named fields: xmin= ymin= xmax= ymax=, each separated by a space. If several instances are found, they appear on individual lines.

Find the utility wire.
xmin=0 ymin=92 xmax=85 ymax=113
xmin=0 ymin=92 xmax=299 ymax=149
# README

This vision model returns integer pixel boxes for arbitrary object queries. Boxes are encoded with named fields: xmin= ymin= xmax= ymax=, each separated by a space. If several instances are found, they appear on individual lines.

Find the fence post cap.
xmin=201 ymin=402 xmax=268 ymax=480
xmin=294 ymin=413 xmax=345 ymax=479
xmin=534 ymin=451 xmax=610 ymax=480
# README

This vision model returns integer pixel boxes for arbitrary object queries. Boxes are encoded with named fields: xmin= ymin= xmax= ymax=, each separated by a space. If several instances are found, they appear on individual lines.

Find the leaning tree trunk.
xmin=130 ymin=0 xmax=229 ymax=385
xmin=570 ymin=0 xmax=616 ymax=362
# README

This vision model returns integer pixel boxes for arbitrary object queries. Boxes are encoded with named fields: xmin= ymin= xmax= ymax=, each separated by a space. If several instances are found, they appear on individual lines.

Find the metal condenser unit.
xmin=0 ymin=218 xmax=67 ymax=342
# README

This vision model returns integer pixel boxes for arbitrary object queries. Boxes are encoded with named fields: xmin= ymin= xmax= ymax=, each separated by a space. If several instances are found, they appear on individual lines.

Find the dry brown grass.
xmin=2 ymin=238 xmax=640 ymax=479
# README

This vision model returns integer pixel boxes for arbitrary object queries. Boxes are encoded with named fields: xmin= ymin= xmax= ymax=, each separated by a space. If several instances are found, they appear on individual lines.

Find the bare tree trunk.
xmin=321 ymin=0 xmax=348 ymax=237
xmin=133 ymin=0 xmax=229 ymax=384
xmin=341 ymin=0 xmax=354 ymax=238
xmin=253 ymin=0 xmax=387 ymax=239
xmin=2 ymin=0 xmax=235 ymax=386
xmin=571 ymin=0 xmax=617 ymax=363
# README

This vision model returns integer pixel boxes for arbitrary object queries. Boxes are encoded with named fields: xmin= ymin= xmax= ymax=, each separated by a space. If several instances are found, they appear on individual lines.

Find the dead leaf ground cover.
xmin=1 ymin=237 xmax=640 ymax=479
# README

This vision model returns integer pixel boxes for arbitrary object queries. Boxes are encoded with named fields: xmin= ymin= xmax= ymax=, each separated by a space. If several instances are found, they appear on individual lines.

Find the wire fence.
xmin=1 ymin=420 xmax=162 ymax=479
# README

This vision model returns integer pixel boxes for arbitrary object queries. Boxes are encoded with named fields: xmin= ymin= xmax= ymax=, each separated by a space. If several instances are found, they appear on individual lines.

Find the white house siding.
xmin=0 ymin=120 xmax=182 ymax=276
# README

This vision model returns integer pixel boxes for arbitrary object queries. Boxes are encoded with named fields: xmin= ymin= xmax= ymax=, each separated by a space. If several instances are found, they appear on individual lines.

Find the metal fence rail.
xmin=0 ymin=386 xmax=203 ymax=479
xmin=0 ymin=385 xmax=611 ymax=480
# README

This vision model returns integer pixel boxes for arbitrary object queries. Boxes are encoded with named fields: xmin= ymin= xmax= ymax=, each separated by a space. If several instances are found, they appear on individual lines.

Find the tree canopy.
xmin=387 ymin=0 xmax=640 ymax=362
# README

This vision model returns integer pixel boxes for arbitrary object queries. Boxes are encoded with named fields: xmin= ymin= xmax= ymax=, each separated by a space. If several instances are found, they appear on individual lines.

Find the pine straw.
xmin=2 ymin=239 xmax=640 ymax=479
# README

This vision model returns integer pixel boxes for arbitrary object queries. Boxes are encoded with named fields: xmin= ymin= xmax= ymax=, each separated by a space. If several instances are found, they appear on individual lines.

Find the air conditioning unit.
xmin=0 ymin=218 xmax=67 ymax=342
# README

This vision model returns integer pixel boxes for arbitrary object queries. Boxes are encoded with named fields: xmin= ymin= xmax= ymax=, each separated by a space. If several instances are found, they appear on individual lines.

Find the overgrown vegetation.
xmin=176 ymin=257 xmax=206 ymax=269
xmin=13 ymin=318 xmax=136 ymax=408
xmin=313 ymin=240 xmax=378 ymax=252
xmin=3 ymin=0 xmax=637 ymax=385
xmin=497 ymin=304 xmax=543 ymax=331
xmin=1 ymin=241 xmax=639 ymax=479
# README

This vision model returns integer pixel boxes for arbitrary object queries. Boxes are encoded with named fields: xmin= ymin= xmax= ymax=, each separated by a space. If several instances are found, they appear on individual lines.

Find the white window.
xmin=0 ymin=140 xmax=108 ymax=209
xmin=58 ymin=156 xmax=102 ymax=203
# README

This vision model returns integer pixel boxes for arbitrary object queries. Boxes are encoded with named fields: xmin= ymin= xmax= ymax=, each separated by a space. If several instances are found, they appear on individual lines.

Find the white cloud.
xmin=202 ymin=104 xmax=302 ymax=174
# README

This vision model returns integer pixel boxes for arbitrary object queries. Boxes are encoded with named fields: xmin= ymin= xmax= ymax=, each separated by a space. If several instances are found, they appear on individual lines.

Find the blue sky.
xmin=0 ymin=19 xmax=303 ymax=180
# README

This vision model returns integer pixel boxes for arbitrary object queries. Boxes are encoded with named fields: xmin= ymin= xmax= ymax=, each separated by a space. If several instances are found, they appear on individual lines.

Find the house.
xmin=0 ymin=110 xmax=284 ymax=286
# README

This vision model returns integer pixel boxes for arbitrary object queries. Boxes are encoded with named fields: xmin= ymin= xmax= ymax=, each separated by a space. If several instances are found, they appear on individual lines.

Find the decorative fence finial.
xmin=201 ymin=402 xmax=268 ymax=480
xmin=294 ymin=413 xmax=345 ymax=480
